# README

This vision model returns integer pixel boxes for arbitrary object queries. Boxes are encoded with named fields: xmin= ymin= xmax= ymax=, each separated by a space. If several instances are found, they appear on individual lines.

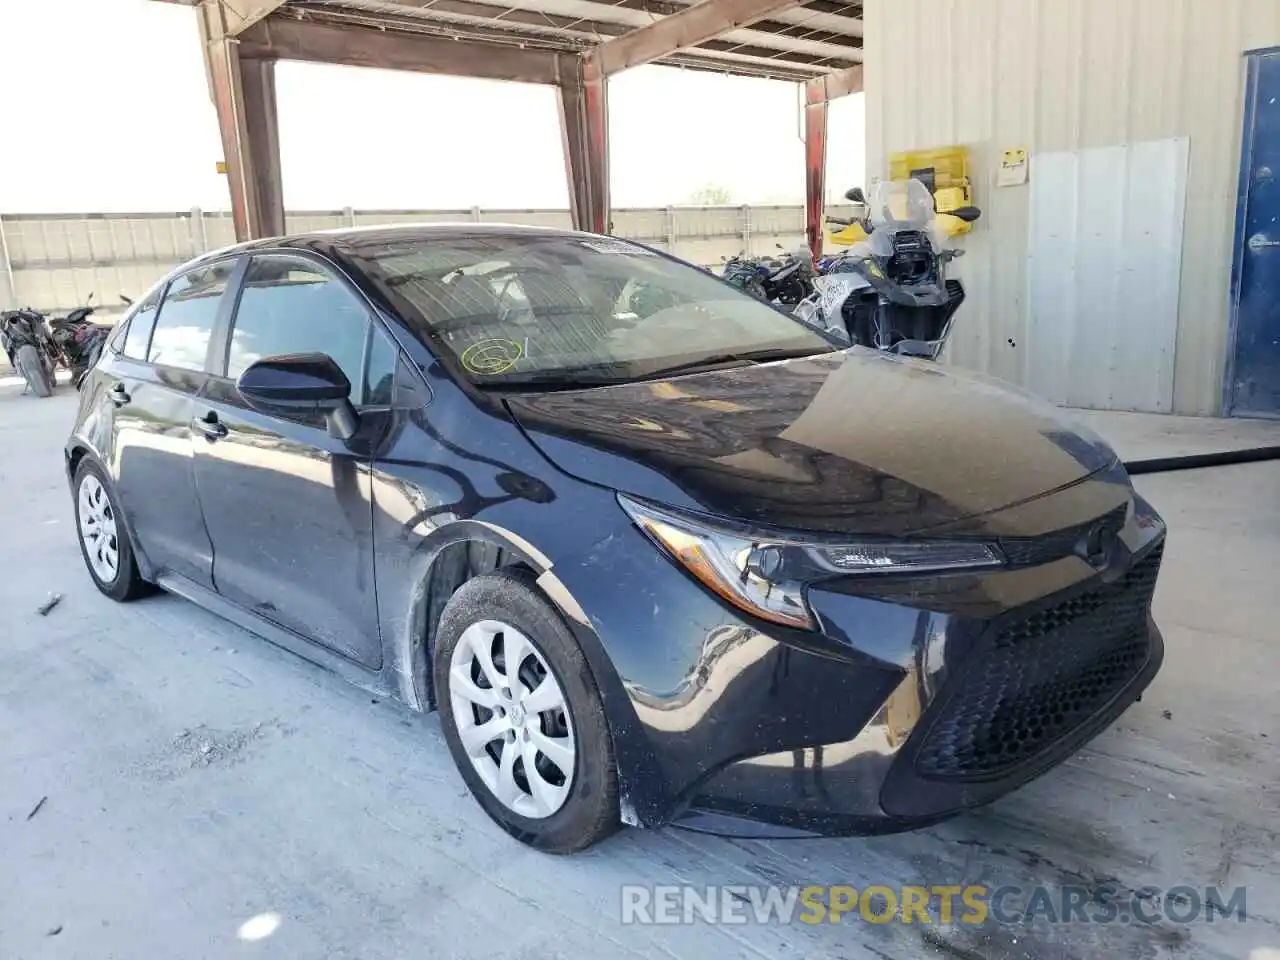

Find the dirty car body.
xmin=66 ymin=225 xmax=1166 ymax=840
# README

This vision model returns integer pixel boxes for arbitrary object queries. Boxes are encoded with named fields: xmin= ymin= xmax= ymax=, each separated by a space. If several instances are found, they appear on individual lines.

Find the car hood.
xmin=503 ymin=349 xmax=1121 ymax=537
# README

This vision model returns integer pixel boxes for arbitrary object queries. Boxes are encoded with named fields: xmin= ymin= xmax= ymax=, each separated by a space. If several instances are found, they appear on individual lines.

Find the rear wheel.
xmin=73 ymin=460 xmax=151 ymax=602
xmin=16 ymin=344 xmax=51 ymax=397
xmin=434 ymin=569 xmax=619 ymax=853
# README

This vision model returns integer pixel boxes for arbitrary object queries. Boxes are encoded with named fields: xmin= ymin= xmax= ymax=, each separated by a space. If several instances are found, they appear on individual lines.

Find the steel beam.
xmin=240 ymin=58 xmax=286 ymax=237
xmin=200 ymin=2 xmax=284 ymax=241
xmin=0 ymin=215 xmax=16 ymax=312
xmin=801 ymin=64 xmax=861 ymax=259
xmin=557 ymin=55 xmax=610 ymax=234
xmin=201 ymin=3 xmax=257 ymax=241
xmin=238 ymin=17 xmax=563 ymax=84
xmin=218 ymin=0 xmax=287 ymax=36
xmin=803 ymin=97 xmax=827 ymax=261
xmin=592 ymin=0 xmax=804 ymax=76
xmin=804 ymin=63 xmax=863 ymax=104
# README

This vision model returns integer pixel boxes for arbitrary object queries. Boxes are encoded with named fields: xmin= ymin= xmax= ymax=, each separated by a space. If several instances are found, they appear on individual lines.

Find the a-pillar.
xmin=557 ymin=54 xmax=610 ymax=235
xmin=199 ymin=1 xmax=286 ymax=241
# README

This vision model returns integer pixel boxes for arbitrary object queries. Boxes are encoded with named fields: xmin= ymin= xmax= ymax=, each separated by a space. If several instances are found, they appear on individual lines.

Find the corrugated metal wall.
xmin=864 ymin=0 xmax=1280 ymax=414
xmin=0 ymin=205 xmax=851 ymax=319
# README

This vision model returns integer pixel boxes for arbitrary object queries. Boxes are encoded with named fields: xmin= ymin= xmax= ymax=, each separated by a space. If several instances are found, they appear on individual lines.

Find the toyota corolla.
xmin=66 ymin=225 xmax=1165 ymax=852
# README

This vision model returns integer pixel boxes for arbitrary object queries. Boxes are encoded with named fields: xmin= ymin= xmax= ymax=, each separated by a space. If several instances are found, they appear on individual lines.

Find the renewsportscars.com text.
xmin=620 ymin=884 xmax=1247 ymax=927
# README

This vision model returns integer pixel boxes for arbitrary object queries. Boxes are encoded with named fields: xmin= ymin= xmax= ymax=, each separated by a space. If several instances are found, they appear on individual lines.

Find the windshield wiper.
xmin=641 ymin=346 xmax=829 ymax=379
xmin=478 ymin=373 xmax=635 ymax=391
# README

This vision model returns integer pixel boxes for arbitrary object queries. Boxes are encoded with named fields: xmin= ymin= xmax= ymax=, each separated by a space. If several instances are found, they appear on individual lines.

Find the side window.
xmin=226 ymin=256 xmax=370 ymax=400
xmin=120 ymin=289 xmax=163 ymax=360
xmin=149 ymin=261 xmax=235 ymax=371
xmin=364 ymin=326 xmax=399 ymax=406
xmin=105 ymin=317 xmax=130 ymax=354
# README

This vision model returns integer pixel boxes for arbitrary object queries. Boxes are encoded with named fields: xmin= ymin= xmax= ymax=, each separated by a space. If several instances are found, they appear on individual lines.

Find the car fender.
xmin=388 ymin=516 xmax=667 ymax=827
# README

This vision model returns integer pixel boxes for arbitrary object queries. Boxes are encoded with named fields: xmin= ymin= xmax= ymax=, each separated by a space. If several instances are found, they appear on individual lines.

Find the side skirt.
xmin=155 ymin=572 xmax=394 ymax=702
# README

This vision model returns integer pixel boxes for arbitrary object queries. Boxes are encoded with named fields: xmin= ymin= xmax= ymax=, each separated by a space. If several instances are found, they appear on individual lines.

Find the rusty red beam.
xmin=803 ymin=63 xmax=862 ymax=258
xmin=592 ymin=0 xmax=805 ymax=76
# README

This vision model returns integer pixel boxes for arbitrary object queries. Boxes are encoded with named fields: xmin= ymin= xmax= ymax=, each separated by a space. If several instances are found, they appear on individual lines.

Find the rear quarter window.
xmin=120 ymin=293 xmax=162 ymax=360
xmin=147 ymin=260 xmax=236 ymax=371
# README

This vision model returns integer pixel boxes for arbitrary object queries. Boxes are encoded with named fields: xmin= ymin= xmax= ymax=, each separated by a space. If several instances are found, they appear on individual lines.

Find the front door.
xmin=1229 ymin=50 xmax=1280 ymax=417
xmin=192 ymin=253 xmax=397 ymax=669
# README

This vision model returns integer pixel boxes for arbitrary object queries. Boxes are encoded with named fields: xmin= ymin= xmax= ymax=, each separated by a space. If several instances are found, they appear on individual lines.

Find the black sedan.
xmin=66 ymin=225 xmax=1165 ymax=852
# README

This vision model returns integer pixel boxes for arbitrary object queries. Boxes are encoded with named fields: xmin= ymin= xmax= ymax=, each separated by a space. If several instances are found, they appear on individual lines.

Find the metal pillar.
xmin=803 ymin=94 xmax=828 ymax=261
xmin=240 ymin=58 xmax=286 ymax=237
xmin=557 ymin=54 xmax=610 ymax=235
xmin=0 ymin=215 xmax=16 ymax=311
xmin=803 ymin=66 xmax=864 ymax=260
xmin=199 ymin=1 xmax=284 ymax=241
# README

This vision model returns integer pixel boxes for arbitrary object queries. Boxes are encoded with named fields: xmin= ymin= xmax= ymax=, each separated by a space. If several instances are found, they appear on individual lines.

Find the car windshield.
xmin=354 ymin=233 xmax=835 ymax=386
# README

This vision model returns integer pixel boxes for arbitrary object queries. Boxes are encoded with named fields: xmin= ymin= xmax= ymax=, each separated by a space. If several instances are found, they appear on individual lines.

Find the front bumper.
xmin=553 ymin=473 xmax=1167 ymax=837
xmin=677 ymin=497 xmax=1167 ymax=838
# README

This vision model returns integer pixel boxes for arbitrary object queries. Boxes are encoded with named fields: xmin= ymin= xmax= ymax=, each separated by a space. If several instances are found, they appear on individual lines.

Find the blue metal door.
xmin=1229 ymin=51 xmax=1280 ymax=417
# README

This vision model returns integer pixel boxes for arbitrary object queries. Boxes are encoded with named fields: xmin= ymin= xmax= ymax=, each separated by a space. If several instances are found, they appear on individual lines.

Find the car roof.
xmin=193 ymin=221 xmax=601 ymax=265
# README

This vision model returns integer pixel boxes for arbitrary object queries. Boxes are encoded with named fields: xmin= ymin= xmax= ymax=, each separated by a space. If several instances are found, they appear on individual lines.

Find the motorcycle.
xmin=795 ymin=179 xmax=980 ymax=359
xmin=721 ymin=243 xmax=817 ymax=306
xmin=1 ymin=307 xmax=59 ymax=397
xmin=48 ymin=293 xmax=113 ymax=389
xmin=825 ymin=185 xmax=982 ymax=248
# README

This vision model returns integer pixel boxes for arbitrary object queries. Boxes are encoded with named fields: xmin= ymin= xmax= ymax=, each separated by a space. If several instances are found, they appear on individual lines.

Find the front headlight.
xmin=620 ymin=495 xmax=1004 ymax=631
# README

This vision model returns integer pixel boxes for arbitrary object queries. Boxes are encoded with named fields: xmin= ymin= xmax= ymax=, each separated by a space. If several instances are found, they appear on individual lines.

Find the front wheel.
xmin=15 ymin=344 xmax=52 ymax=397
xmin=434 ymin=569 xmax=619 ymax=853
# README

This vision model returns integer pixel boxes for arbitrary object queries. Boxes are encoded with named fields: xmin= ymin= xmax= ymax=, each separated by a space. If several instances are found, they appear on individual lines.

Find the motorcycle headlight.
xmin=620 ymin=495 xmax=1004 ymax=631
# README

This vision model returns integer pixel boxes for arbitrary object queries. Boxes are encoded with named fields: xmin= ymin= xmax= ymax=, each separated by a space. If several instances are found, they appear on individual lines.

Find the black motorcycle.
xmin=721 ymin=244 xmax=817 ymax=306
xmin=1 ymin=308 xmax=59 ymax=397
xmin=48 ymin=293 xmax=112 ymax=389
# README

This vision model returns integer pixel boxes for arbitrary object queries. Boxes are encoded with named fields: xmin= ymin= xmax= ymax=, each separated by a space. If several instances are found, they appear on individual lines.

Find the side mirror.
xmin=949 ymin=206 xmax=982 ymax=223
xmin=237 ymin=352 xmax=359 ymax=440
xmin=845 ymin=187 xmax=866 ymax=204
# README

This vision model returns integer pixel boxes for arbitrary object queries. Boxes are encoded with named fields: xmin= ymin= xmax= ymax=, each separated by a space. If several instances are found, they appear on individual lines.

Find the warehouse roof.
xmin=162 ymin=0 xmax=863 ymax=82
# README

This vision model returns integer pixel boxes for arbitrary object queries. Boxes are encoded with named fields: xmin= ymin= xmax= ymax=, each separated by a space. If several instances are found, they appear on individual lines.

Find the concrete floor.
xmin=1067 ymin=408 xmax=1280 ymax=463
xmin=1 ymin=383 xmax=1278 ymax=960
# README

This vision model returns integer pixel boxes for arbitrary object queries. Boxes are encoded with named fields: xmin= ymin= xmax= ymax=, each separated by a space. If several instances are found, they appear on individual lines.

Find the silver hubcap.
xmin=449 ymin=619 xmax=576 ymax=819
xmin=77 ymin=474 xmax=119 ymax=583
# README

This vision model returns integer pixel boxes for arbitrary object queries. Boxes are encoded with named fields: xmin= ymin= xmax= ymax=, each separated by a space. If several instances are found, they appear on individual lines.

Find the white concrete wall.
xmin=864 ymin=0 xmax=1280 ymax=415
xmin=0 ymin=205 xmax=852 ymax=318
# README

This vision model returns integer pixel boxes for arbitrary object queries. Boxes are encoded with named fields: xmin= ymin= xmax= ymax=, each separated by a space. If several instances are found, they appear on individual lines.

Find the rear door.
xmin=192 ymin=253 xmax=395 ymax=668
xmin=104 ymin=259 xmax=241 ymax=587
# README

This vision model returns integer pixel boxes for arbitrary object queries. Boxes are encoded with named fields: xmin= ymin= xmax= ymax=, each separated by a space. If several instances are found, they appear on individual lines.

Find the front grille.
xmin=916 ymin=544 xmax=1162 ymax=781
xmin=998 ymin=504 xmax=1128 ymax=568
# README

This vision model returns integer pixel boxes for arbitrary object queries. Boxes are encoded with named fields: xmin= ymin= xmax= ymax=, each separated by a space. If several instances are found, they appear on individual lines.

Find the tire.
xmin=16 ymin=344 xmax=51 ymax=398
xmin=434 ymin=569 xmax=619 ymax=853
xmin=72 ymin=459 xmax=153 ymax=602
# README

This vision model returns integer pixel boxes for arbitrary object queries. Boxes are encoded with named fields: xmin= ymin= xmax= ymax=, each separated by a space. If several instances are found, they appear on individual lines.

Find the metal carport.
xmin=157 ymin=0 xmax=864 ymax=255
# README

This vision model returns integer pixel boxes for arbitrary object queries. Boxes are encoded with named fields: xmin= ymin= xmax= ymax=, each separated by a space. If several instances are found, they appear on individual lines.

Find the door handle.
xmin=109 ymin=382 xmax=131 ymax=407
xmin=193 ymin=410 xmax=228 ymax=441
xmin=1247 ymin=233 xmax=1280 ymax=252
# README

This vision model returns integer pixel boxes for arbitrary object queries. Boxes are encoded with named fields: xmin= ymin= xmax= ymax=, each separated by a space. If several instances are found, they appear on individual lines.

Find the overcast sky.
xmin=0 ymin=0 xmax=864 ymax=213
